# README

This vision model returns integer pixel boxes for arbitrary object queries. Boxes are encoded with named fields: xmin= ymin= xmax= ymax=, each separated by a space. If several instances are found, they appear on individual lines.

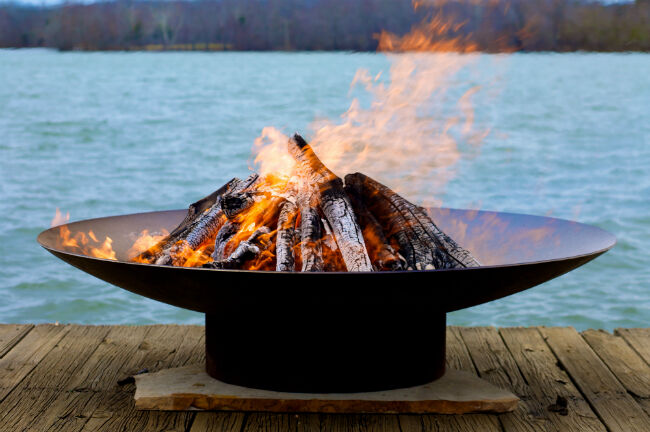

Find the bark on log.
xmin=275 ymin=200 xmax=298 ymax=272
xmin=212 ymin=221 xmax=239 ymax=261
xmin=344 ymin=172 xmax=479 ymax=269
xmin=210 ymin=227 xmax=270 ymax=269
xmin=297 ymin=190 xmax=324 ymax=272
xmin=288 ymin=134 xmax=372 ymax=272
xmin=135 ymin=178 xmax=241 ymax=264
xmin=345 ymin=183 xmax=404 ymax=271
xmin=159 ymin=174 xmax=259 ymax=266
xmin=321 ymin=218 xmax=346 ymax=272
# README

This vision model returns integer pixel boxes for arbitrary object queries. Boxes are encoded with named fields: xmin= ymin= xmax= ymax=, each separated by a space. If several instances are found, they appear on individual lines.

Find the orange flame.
xmin=128 ymin=229 xmax=169 ymax=262
xmin=54 ymin=222 xmax=117 ymax=261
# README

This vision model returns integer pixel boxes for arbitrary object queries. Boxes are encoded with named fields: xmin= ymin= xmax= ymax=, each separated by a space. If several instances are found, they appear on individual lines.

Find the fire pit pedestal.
xmin=205 ymin=306 xmax=446 ymax=393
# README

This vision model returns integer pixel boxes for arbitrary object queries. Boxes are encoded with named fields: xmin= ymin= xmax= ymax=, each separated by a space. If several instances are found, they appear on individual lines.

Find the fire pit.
xmin=38 ymin=204 xmax=615 ymax=393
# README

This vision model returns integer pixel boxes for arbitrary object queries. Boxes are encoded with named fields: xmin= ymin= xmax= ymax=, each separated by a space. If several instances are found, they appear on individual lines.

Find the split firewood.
xmin=209 ymin=227 xmax=270 ymax=269
xmin=288 ymin=134 xmax=372 ymax=272
xmin=136 ymin=177 xmax=241 ymax=264
xmin=320 ymin=218 xmax=346 ymax=272
xmin=212 ymin=221 xmax=238 ymax=261
xmin=297 ymin=191 xmax=324 ymax=272
xmin=345 ymin=172 xmax=480 ymax=269
xmin=345 ymin=183 xmax=405 ymax=271
xmin=157 ymin=174 xmax=260 ymax=266
xmin=275 ymin=200 xmax=298 ymax=272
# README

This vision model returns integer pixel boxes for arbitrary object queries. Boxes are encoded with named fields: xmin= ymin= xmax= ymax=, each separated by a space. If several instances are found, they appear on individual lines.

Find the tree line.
xmin=0 ymin=0 xmax=649 ymax=52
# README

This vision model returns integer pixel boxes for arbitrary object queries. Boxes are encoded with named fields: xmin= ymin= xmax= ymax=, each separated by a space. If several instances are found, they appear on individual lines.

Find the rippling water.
xmin=1 ymin=49 xmax=648 ymax=329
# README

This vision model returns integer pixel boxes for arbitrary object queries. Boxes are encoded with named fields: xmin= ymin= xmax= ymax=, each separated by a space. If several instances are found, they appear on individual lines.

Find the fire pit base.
xmin=204 ymin=303 xmax=447 ymax=393
xmin=134 ymin=364 xmax=519 ymax=414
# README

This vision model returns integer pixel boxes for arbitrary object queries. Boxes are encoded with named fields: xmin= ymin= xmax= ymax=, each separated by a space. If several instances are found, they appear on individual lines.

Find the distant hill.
xmin=1 ymin=0 xmax=649 ymax=52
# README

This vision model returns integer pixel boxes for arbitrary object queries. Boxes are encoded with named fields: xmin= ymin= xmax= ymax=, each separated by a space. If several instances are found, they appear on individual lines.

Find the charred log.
xmin=275 ymin=200 xmax=298 ymax=272
xmin=345 ymin=183 xmax=405 ymax=271
xmin=135 ymin=177 xmax=241 ymax=263
xmin=297 ymin=191 xmax=324 ymax=272
xmin=288 ymin=134 xmax=372 ymax=272
xmin=345 ymin=172 xmax=479 ymax=269
xmin=209 ymin=227 xmax=270 ymax=269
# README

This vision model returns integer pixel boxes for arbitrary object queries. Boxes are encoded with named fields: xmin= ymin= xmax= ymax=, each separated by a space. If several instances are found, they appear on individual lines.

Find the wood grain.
xmin=0 ymin=325 xmax=110 ymax=431
xmin=582 ymin=329 xmax=650 ymax=416
xmin=499 ymin=327 xmax=606 ymax=432
xmin=460 ymin=326 xmax=557 ymax=432
xmin=0 ymin=324 xmax=33 ymax=358
xmin=539 ymin=326 xmax=650 ymax=432
xmin=0 ymin=323 xmax=68 ymax=403
xmin=79 ymin=325 xmax=198 ymax=432
xmin=615 ymin=328 xmax=650 ymax=366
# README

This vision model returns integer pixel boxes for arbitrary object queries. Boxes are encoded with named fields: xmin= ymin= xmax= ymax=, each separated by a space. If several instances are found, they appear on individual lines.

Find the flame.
xmin=250 ymin=2 xmax=497 ymax=209
xmin=51 ymin=208 xmax=70 ymax=227
xmin=128 ymin=229 xmax=169 ymax=262
xmin=54 ymin=221 xmax=117 ymax=261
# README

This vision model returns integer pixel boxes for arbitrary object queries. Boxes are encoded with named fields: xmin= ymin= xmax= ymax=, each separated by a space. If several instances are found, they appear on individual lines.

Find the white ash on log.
xmin=296 ymin=192 xmax=324 ymax=272
xmin=275 ymin=200 xmax=298 ymax=272
xmin=288 ymin=134 xmax=373 ymax=272
xmin=207 ymin=227 xmax=270 ymax=269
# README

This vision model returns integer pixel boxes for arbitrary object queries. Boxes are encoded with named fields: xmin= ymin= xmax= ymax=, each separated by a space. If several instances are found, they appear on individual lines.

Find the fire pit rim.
xmin=37 ymin=207 xmax=617 ymax=274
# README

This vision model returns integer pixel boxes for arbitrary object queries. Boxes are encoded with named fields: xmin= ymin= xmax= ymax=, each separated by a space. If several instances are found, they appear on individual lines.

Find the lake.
xmin=0 ymin=49 xmax=648 ymax=329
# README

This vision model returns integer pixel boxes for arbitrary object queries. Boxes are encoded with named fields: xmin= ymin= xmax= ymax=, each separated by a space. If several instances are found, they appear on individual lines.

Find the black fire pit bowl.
xmin=38 ymin=208 xmax=615 ymax=393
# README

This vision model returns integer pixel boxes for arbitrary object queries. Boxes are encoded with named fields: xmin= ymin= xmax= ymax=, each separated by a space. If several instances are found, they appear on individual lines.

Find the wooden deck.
xmin=0 ymin=325 xmax=648 ymax=432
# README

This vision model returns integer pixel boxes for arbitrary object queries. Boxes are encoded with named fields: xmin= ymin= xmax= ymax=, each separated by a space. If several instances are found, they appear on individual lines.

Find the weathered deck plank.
xmin=0 ymin=323 xmax=68 ymax=404
xmin=33 ymin=325 xmax=153 ymax=432
xmin=539 ymin=327 xmax=650 ymax=432
xmin=499 ymin=327 xmax=606 ymax=432
xmin=0 ymin=325 xmax=111 ymax=431
xmin=582 ymin=329 xmax=650 ymax=416
xmin=615 ymin=328 xmax=650 ymax=366
xmin=398 ymin=327 xmax=503 ymax=432
xmin=0 ymin=324 xmax=646 ymax=432
xmin=0 ymin=323 xmax=33 ymax=358
xmin=459 ymin=326 xmax=554 ymax=432
xmin=79 ymin=325 xmax=199 ymax=432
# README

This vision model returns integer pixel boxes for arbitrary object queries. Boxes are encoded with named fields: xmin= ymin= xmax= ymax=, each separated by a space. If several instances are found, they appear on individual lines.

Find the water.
xmin=1 ymin=49 xmax=648 ymax=329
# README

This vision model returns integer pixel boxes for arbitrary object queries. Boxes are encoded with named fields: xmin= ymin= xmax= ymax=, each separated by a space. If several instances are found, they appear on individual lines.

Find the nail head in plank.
xmin=539 ymin=326 xmax=650 ymax=432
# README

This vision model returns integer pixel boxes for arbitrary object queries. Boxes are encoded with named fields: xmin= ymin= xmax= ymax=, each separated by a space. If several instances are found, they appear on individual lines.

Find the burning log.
xmin=275 ymin=200 xmax=298 ymax=272
xmin=136 ymin=178 xmax=240 ymax=264
xmin=344 ymin=172 xmax=480 ymax=269
xmin=209 ymin=227 xmax=270 ymax=269
xmin=345 ymin=183 xmax=405 ymax=271
xmin=130 ymin=132 xmax=479 ymax=273
xmin=151 ymin=174 xmax=259 ymax=266
xmin=288 ymin=134 xmax=373 ymax=272
xmin=297 ymin=191 xmax=324 ymax=272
